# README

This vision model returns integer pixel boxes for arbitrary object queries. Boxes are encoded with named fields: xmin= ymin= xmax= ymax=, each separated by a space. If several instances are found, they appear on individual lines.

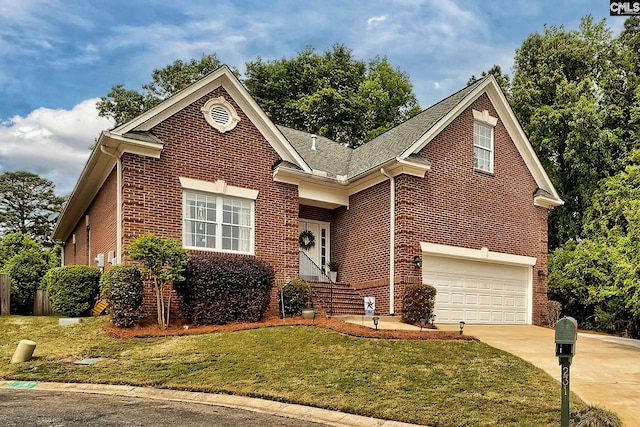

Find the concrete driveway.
xmin=446 ymin=325 xmax=640 ymax=426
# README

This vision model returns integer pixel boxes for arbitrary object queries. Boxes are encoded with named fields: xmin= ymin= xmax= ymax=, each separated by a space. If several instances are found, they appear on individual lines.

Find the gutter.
xmin=99 ymin=145 xmax=122 ymax=265
xmin=380 ymin=167 xmax=395 ymax=315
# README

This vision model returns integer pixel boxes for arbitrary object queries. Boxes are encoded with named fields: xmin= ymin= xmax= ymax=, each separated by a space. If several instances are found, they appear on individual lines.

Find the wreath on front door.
xmin=298 ymin=229 xmax=315 ymax=250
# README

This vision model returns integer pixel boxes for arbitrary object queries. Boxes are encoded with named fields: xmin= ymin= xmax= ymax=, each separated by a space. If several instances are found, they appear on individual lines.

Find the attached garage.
xmin=420 ymin=242 xmax=537 ymax=325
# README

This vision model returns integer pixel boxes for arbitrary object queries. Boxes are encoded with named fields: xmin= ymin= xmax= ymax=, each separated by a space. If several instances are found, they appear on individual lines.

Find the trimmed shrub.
xmin=278 ymin=279 xmax=312 ymax=317
xmin=44 ymin=265 xmax=101 ymax=317
xmin=175 ymin=253 xmax=275 ymax=325
xmin=544 ymin=300 xmax=562 ymax=327
xmin=402 ymin=283 xmax=437 ymax=324
xmin=570 ymin=406 xmax=622 ymax=427
xmin=100 ymin=264 xmax=144 ymax=328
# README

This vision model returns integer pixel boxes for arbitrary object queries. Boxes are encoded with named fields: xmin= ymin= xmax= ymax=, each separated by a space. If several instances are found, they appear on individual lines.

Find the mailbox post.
xmin=555 ymin=316 xmax=578 ymax=427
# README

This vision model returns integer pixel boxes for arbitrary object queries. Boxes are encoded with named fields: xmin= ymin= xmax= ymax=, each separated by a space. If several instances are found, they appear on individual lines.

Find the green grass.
xmin=0 ymin=316 xmax=585 ymax=426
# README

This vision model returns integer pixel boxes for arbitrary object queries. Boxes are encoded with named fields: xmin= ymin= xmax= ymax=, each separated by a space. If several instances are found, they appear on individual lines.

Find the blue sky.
xmin=0 ymin=0 xmax=624 ymax=195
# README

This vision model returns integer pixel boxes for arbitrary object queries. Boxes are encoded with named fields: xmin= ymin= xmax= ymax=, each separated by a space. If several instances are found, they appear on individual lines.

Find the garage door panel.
xmin=424 ymin=255 xmax=531 ymax=325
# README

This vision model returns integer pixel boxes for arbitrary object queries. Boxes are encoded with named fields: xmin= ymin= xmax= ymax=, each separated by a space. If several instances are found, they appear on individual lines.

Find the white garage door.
xmin=423 ymin=255 xmax=531 ymax=324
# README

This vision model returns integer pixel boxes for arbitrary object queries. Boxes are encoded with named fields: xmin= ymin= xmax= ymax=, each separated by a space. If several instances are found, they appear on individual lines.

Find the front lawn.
xmin=0 ymin=316 xmax=583 ymax=426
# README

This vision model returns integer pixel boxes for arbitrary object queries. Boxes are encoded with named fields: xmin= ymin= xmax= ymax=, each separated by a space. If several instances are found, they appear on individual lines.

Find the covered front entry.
xmin=299 ymin=219 xmax=330 ymax=280
xmin=420 ymin=243 xmax=536 ymax=325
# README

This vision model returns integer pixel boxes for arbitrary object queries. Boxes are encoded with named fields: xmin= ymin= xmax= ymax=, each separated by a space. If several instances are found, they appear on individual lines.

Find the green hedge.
xmin=175 ymin=253 xmax=275 ymax=325
xmin=44 ymin=265 xmax=101 ymax=317
xmin=100 ymin=264 xmax=144 ymax=328
xmin=278 ymin=279 xmax=311 ymax=317
xmin=402 ymin=283 xmax=437 ymax=324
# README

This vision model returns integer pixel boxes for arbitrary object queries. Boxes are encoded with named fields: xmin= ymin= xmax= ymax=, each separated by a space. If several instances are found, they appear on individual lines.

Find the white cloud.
xmin=367 ymin=15 xmax=388 ymax=29
xmin=0 ymin=99 xmax=112 ymax=195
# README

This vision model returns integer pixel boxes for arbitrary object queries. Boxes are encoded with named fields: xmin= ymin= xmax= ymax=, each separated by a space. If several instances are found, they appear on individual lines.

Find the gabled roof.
xmin=54 ymin=65 xmax=313 ymax=241
xmin=277 ymin=75 xmax=563 ymax=208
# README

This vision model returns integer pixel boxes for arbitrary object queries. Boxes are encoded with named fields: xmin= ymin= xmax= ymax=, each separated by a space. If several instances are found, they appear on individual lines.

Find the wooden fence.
xmin=0 ymin=273 xmax=9 ymax=315
xmin=34 ymin=289 xmax=55 ymax=316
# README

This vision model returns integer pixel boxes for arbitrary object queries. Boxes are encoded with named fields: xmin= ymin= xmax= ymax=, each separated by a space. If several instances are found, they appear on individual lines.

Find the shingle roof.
xmin=278 ymin=77 xmax=486 ymax=180
xmin=278 ymin=126 xmax=352 ymax=178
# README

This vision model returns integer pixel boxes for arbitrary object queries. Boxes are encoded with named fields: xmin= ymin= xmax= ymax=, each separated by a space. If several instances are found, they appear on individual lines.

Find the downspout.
xmin=100 ymin=145 xmax=122 ymax=264
xmin=380 ymin=168 xmax=395 ymax=315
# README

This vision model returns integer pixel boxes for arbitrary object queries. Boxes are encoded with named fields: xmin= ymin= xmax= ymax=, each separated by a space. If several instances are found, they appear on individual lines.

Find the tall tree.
xmin=510 ymin=16 xmax=622 ymax=248
xmin=467 ymin=64 xmax=511 ymax=93
xmin=97 ymin=54 xmax=225 ymax=126
xmin=244 ymin=44 xmax=420 ymax=147
xmin=0 ymin=171 xmax=65 ymax=245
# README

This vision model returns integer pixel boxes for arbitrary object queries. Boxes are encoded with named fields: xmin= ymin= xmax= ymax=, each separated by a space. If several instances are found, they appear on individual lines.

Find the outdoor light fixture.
xmin=413 ymin=255 xmax=422 ymax=268
xmin=372 ymin=316 xmax=380 ymax=330
xmin=431 ymin=314 xmax=436 ymax=328
xmin=459 ymin=321 xmax=466 ymax=335
xmin=419 ymin=318 xmax=427 ymax=332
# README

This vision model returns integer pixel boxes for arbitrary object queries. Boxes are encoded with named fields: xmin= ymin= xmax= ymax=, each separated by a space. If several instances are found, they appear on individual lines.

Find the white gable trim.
xmin=114 ymin=65 xmax=311 ymax=173
xmin=400 ymin=76 xmax=562 ymax=207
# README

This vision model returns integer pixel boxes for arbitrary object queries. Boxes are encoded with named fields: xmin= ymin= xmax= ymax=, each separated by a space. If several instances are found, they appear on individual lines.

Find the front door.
xmin=299 ymin=220 xmax=330 ymax=280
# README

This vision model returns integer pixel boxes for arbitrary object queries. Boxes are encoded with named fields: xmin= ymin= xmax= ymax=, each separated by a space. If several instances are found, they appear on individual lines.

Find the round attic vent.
xmin=210 ymin=106 xmax=230 ymax=125
xmin=201 ymin=96 xmax=240 ymax=133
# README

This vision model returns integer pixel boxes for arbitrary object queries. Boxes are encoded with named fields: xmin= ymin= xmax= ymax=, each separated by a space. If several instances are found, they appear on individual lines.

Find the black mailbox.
xmin=555 ymin=316 xmax=578 ymax=363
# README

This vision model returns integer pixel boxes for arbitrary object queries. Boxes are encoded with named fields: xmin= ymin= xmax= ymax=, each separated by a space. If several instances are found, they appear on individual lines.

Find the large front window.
xmin=183 ymin=190 xmax=253 ymax=253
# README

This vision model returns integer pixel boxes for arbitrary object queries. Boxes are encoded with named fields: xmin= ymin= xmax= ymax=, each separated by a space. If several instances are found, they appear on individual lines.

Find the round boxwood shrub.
xmin=44 ymin=265 xmax=101 ymax=317
xmin=100 ymin=264 xmax=144 ymax=328
xmin=278 ymin=279 xmax=311 ymax=317
xmin=402 ymin=283 xmax=437 ymax=325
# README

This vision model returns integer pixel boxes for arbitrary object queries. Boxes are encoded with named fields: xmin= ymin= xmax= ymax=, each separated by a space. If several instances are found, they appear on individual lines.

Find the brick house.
xmin=53 ymin=66 xmax=562 ymax=325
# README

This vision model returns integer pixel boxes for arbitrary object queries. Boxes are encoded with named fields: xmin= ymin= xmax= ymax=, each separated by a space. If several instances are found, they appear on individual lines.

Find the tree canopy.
xmin=97 ymin=54 xmax=227 ymax=126
xmin=98 ymin=46 xmax=421 ymax=147
xmin=0 ymin=171 xmax=66 ymax=246
xmin=244 ymin=44 xmax=421 ymax=147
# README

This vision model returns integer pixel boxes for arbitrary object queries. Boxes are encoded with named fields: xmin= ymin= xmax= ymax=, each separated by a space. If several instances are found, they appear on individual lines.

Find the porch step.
xmin=309 ymin=281 xmax=364 ymax=316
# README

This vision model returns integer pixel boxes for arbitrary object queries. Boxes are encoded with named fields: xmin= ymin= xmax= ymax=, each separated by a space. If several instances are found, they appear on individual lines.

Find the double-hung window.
xmin=181 ymin=177 xmax=258 ymax=254
xmin=472 ymin=109 xmax=498 ymax=173
xmin=473 ymin=123 xmax=493 ymax=172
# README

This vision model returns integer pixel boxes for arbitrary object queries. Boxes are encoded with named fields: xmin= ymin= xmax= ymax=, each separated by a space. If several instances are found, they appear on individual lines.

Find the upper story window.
xmin=180 ymin=177 xmax=258 ymax=255
xmin=472 ymin=109 xmax=498 ymax=173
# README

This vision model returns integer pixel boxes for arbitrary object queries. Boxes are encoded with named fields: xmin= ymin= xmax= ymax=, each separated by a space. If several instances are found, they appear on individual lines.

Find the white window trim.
xmin=180 ymin=177 xmax=258 ymax=255
xmin=473 ymin=109 xmax=497 ymax=173
xmin=200 ymin=96 xmax=241 ymax=133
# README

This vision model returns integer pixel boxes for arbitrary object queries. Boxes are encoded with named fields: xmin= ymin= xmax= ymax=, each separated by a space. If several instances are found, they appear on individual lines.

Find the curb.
xmin=0 ymin=381 xmax=425 ymax=427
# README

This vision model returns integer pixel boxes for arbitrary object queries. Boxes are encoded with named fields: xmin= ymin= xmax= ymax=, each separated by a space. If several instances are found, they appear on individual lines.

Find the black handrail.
xmin=298 ymin=250 xmax=334 ymax=316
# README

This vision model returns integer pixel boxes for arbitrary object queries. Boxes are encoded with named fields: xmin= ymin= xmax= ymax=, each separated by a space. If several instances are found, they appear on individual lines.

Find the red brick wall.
xmin=332 ymin=181 xmax=392 ymax=311
xmin=330 ymin=94 xmax=550 ymax=322
xmin=299 ymin=205 xmax=333 ymax=223
xmin=119 ymin=86 xmax=299 ymax=319
xmin=394 ymin=93 xmax=549 ymax=323
xmin=63 ymin=168 xmax=118 ymax=267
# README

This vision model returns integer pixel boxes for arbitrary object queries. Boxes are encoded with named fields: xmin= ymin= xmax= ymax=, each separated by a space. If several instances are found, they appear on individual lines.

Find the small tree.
xmin=127 ymin=234 xmax=187 ymax=329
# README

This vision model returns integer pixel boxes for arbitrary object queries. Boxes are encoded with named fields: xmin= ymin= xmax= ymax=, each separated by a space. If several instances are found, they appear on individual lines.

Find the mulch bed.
xmin=104 ymin=316 xmax=477 ymax=341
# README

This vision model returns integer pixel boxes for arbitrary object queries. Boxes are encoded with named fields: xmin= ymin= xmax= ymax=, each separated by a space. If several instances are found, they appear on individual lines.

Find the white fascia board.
xmin=103 ymin=132 xmax=163 ymax=158
xmin=273 ymin=167 xmax=349 ymax=207
xmin=420 ymin=242 xmax=537 ymax=267
xmin=53 ymin=132 xmax=116 ymax=241
xmin=534 ymin=194 xmax=564 ymax=208
xmin=115 ymin=66 xmax=311 ymax=173
xmin=298 ymin=181 xmax=349 ymax=207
